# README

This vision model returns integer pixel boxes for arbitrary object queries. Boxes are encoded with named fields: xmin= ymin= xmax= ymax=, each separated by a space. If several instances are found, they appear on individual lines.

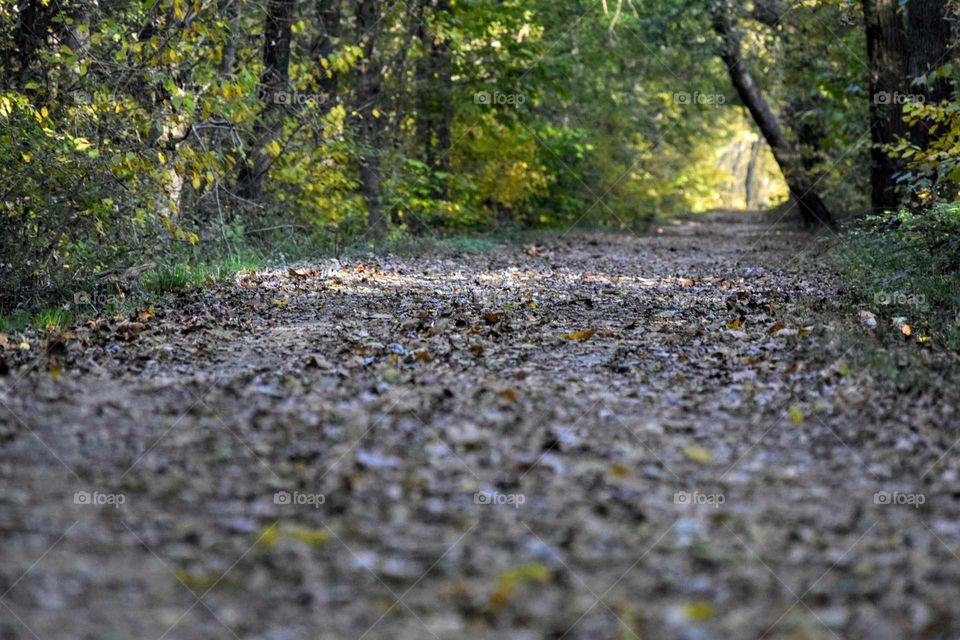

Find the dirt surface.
xmin=2 ymin=211 xmax=959 ymax=640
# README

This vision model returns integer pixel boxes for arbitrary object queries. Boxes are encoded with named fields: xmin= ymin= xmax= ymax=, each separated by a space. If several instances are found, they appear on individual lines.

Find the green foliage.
xmin=4 ymin=0 xmax=955 ymax=323
xmin=831 ymin=203 xmax=960 ymax=350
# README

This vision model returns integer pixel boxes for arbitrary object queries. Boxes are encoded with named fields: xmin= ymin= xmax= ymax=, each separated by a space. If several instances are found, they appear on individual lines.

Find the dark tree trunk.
xmin=11 ymin=0 xmax=54 ymax=88
xmin=314 ymin=0 xmax=341 ymax=97
xmin=408 ymin=0 xmax=452 ymax=233
xmin=355 ymin=0 xmax=386 ymax=236
xmin=906 ymin=0 xmax=954 ymax=149
xmin=237 ymin=0 xmax=296 ymax=201
xmin=862 ymin=0 xmax=909 ymax=212
xmin=713 ymin=0 xmax=834 ymax=228
xmin=416 ymin=0 xmax=452 ymax=178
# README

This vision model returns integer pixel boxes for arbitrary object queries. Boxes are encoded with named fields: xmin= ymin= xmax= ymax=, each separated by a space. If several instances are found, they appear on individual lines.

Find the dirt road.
xmin=2 ymin=211 xmax=958 ymax=639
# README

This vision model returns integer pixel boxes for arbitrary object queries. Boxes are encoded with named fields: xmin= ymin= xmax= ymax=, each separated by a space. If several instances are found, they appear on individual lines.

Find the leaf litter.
xmin=1 ymin=211 xmax=959 ymax=639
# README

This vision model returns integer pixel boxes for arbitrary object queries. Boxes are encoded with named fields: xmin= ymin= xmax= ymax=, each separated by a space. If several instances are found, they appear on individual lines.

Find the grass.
xmin=825 ymin=201 xmax=960 ymax=356
xmin=0 ymin=224 xmax=556 ymax=334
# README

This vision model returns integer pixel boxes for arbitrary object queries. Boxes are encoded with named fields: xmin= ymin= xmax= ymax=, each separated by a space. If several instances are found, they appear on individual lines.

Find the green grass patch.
xmin=828 ymin=202 xmax=960 ymax=352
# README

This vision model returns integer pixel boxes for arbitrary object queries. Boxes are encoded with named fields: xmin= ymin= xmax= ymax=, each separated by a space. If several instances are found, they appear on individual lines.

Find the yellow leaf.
xmin=683 ymin=601 xmax=716 ymax=622
xmin=789 ymin=405 xmax=804 ymax=425
xmin=50 ymin=362 xmax=62 ymax=378
xmin=272 ymin=298 xmax=288 ymax=308
xmin=265 ymin=139 xmax=282 ymax=158
xmin=21 ymin=152 xmax=31 ymax=163
xmin=372 ymin=108 xmax=381 ymax=119
xmin=191 ymin=173 xmax=201 ymax=190
xmin=683 ymin=446 xmax=713 ymax=463
xmin=563 ymin=328 xmax=596 ymax=341
xmin=19 ymin=341 xmax=31 ymax=350
xmin=73 ymin=138 xmax=92 ymax=151
xmin=726 ymin=318 xmax=743 ymax=330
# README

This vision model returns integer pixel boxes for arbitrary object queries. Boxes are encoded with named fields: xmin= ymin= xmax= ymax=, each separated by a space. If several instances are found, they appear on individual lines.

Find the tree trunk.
xmin=906 ymin=0 xmax=954 ymax=149
xmin=314 ymin=0 xmax=341 ymax=98
xmin=416 ymin=0 xmax=452 ymax=177
xmin=11 ymin=0 xmax=54 ymax=88
xmin=218 ymin=0 xmax=243 ymax=78
xmin=862 ymin=0 xmax=909 ymax=212
xmin=744 ymin=138 xmax=763 ymax=210
xmin=237 ymin=0 xmax=295 ymax=201
xmin=712 ymin=0 xmax=834 ymax=228
xmin=355 ymin=0 xmax=386 ymax=236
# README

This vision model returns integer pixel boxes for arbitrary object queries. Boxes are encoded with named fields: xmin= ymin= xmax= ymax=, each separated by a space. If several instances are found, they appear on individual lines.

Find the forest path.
xmin=2 ymin=211 xmax=958 ymax=640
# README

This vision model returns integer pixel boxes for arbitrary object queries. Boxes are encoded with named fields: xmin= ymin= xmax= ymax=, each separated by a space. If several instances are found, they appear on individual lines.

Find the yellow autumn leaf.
xmin=726 ymin=318 xmax=744 ymax=330
xmin=683 ymin=446 xmax=713 ymax=463
xmin=191 ymin=173 xmax=201 ymax=190
xmin=563 ymin=328 xmax=596 ymax=341
xmin=683 ymin=601 xmax=716 ymax=621
xmin=265 ymin=139 xmax=282 ymax=157
xmin=789 ymin=404 xmax=804 ymax=425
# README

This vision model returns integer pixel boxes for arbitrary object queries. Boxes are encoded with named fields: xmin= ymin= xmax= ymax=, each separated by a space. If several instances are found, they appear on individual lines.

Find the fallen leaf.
xmin=684 ymin=446 xmax=713 ymax=463
xmin=683 ymin=601 xmax=716 ymax=622
xmin=789 ymin=404 xmax=804 ymax=425
xmin=768 ymin=321 xmax=785 ymax=335
xmin=726 ymin=318 xmax=744 ymax=330
xmin=483 ymin=312 xmax=501 ymax=325
xmin=305 ymin=354 xmax=333 ymax=369
xmin=609 ymin=463 xmax=630 ymax=478
xmin=563 ymin=328 xmax=596 ymax=342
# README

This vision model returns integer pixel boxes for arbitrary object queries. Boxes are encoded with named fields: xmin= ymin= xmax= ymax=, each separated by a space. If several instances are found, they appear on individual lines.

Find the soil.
xmin=2 ymin=211 xmax=959 ymax=640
